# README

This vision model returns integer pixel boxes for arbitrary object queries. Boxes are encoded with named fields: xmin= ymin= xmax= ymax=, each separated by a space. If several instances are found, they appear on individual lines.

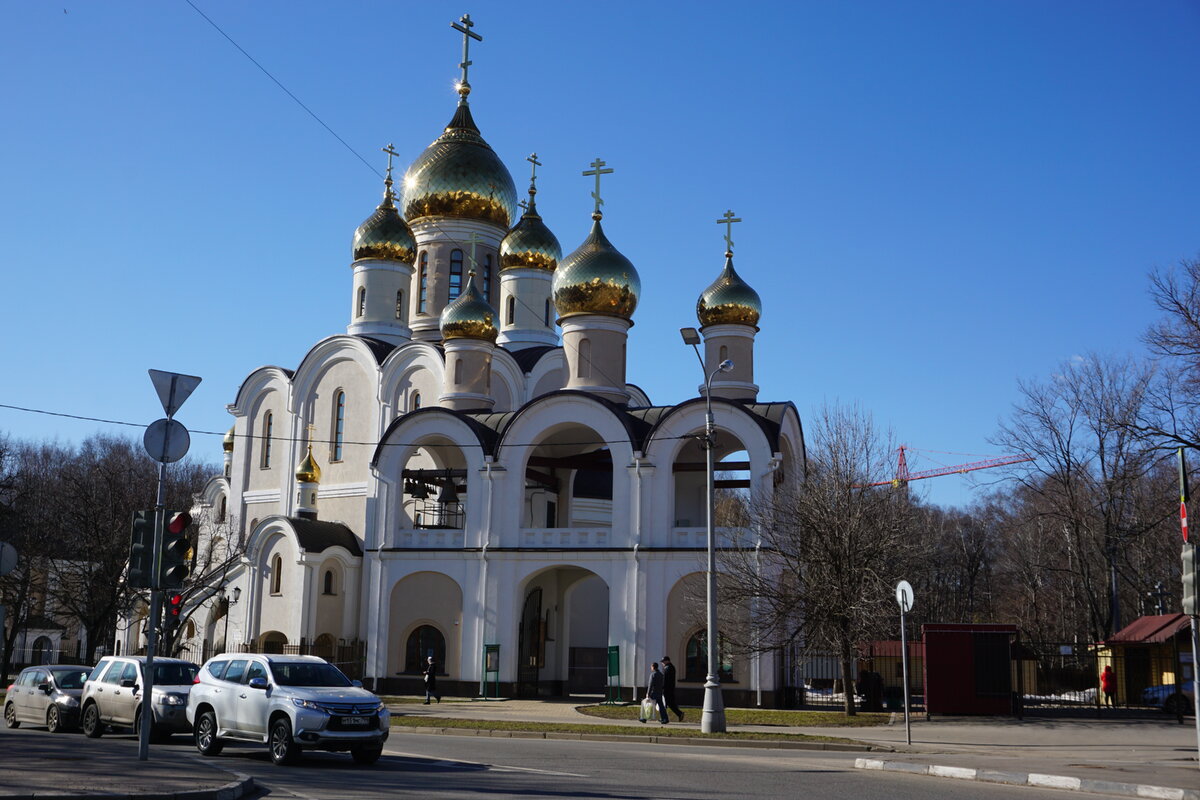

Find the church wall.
xmin=313 ymin=560 xmax=346 ymax=639
xmin=385 ymin=570 xmax=464 ymax=678
xmin=305 ymin=358 xmax=376 ymax=486
xmin=246 ymin=390 xmax=287 ymax=493
xmin=312 ymin=494 xmax=365 ymax=536
xmin=259 ymin=533 xmax=300 ymax=643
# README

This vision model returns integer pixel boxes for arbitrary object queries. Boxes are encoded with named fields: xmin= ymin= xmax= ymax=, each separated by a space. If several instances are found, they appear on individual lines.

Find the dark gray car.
xmin=4 ymin=665 xmax=92 ymax=732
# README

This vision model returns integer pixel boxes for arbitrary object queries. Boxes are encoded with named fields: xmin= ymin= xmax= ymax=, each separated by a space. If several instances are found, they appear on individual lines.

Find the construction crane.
xmin=866 ymin=445 xmax=1034 ymax=488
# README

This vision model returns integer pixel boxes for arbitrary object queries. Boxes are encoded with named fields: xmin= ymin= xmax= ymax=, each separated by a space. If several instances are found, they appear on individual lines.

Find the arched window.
xmin=719 ymin=345 xmax=728 ymax=363
xmin=270 ymin=554 xmax=283 ymax=595
xmin=449 ymin=249 xmax=464 ymax=299
xmin=322 ymin=569 xmax=335 ymax=595
xmin=411 ymin=391 xmax=421 ymax=411
xmin=396 ymin=289 xmax=405 ymax=320
xmin=261 ymin=411 xmax=273 ymax=469
xmin=331 ymin=390 xmax=346 ymax=461
xmin=577 ymin=338 xmax=591 ymax=378
xmin=684 ymin=630 xmax=733 ymax=683
xmin=454 ymin=357 xmax=463 ymax=386
xmin=356 ymin=287 xmax=366 ymax=318
xmin=418 ymin=252 xmax=429 ymax=314
xmin=483 ymin=254 xmax=492 ymax=300
xmin=506 ymin=296 xmax=515 ymax=326
xmin=218 ymin=496 xmax=227 ymax=522
xmin=185 ymin=620 xmax=195 ymax=639
xmin=404 ymin=625 xmax=446 ymax=674
xmin=544 ymin=298 xmax=551 ymax=327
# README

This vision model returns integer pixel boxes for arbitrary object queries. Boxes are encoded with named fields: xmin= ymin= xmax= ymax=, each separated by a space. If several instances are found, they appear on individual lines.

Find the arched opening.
xmin=667 ymin=573 xmax=748 ymax=687
xmin=517 ymin=567 xmax=609 ymax=698
xmin=322 ymin=569 xmax=335 ymax=595
xmin=671 ymin=427 xmax=751 ymax=531
xmin=261 ymin=411 xmax=273 ymax=468
xmin=313 ymin=633 xmax=336 ymax=660
xmin=356 ymin=286 xmax=366 ymax=318
xmin=684 ymin=629 xmax=734 ymax=683
xmin=401 ymin=437 xmax=469 ymax=530
xmin=259 ymin=630 xmax=287 ymax=654
xmin=270 ymin=554 xmax=283 ymax=594
xmin=31 ymin=636 xmax=53 ymax=665
xmin=418 ymin=252 xmax=429 ymax=314
xmin=522 ymin=423 xmax=614 ymax=530
xmin=404 ymin=625 xmax=446 ymax=674
xmin=331 ymin=390 xmax=346 ymax=461
xmin=449 ymin=249 xmax=464 ymax=299
xmin=506 ymin=295 xmax=515 ymax=326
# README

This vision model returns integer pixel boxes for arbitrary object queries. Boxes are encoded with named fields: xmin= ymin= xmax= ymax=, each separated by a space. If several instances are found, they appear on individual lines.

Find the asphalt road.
xmin=197 ymin=731 xmax=1124 ymax=800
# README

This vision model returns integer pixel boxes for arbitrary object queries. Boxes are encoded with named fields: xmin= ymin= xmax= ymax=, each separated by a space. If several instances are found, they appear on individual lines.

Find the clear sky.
xmin=2 ymin=1 xmax=1197 ymax=508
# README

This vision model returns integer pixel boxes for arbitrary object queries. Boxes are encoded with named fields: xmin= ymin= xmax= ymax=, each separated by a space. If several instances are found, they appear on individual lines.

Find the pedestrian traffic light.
xmin=1183 ymin=545 xmax=1198 ymax=617
xmin=164 ymin=592 xmax=184 ymax=636
xmin=128 ymin=510 xmax=153 ymax=589
xmin=159 ymin=511 xmax=193 ymax=588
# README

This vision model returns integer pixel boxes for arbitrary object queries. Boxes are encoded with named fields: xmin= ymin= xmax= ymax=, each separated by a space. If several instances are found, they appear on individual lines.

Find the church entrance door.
xmin=517 ymin=588 xmax=542 ymax=697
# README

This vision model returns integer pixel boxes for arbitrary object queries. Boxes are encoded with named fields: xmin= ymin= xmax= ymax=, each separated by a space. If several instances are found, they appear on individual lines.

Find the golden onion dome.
xmin=401 ymin=103 xmax=517 ymax=228
xmin=295 ymin=444 xmax=322 ymax=484
xmin=440 ymin=270 xmax=498 ymax=343
xmin=352 ymin=178 xmax=416 ymax=263
xmin=697 ymin=254 xmax=762 ymax=328
xmin=500 ymin=194 xmax=561 ymax=271
xmin=553 ymin=218 xmax=640 ymax=320
xmin=222 ymin=426 xmax=235 ymax=453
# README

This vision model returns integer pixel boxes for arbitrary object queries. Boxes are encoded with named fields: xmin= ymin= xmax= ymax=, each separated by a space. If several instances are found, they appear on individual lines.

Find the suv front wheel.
xmin=81 ymin=704 xmax=103 ymax=738
xmin=269 ymin=717 xmax=300 ymax=765
xmin=194 ymin=710 xmax=224 ymax=756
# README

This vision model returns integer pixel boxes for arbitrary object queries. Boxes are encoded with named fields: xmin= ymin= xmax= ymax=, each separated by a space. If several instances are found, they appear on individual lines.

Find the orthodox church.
xmin=140 ymin=15 xmax=803 ymax=705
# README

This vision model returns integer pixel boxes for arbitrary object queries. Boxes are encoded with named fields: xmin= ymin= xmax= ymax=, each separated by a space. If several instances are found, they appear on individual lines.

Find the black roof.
xmin=287 ymin=518 xmax=362 ymax=556
xmin=509 ymin=345 xmax=559 ymax=374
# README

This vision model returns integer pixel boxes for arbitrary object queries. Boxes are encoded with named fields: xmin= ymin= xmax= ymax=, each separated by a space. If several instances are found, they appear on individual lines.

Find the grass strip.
xmin=389 ymin=714 xmax=861 ymax=743
xmin=576 ymin=704 xmax=891 ymax=728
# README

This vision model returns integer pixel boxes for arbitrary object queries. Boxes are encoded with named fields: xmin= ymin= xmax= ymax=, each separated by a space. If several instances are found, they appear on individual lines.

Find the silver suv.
xmin=80 ymin=656 xmax=198 ymax=741
xmin=187 ymin=654 xmax=389 ymax=765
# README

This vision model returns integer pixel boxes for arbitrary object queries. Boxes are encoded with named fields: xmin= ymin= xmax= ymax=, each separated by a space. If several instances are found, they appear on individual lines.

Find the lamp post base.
xmin=701 ymin=678 xmax=727 ymax=733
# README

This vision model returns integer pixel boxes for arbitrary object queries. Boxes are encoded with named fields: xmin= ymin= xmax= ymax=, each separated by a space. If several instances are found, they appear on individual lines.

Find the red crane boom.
xmin=865 ymin=445 xmax=1033 ymax=488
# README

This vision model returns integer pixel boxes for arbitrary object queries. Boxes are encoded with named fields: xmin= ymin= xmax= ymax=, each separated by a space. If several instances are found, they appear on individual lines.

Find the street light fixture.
xmin=680 ymin=326 xmax=733 ymax=733
xmin=219 ymin=586 xmax=241 ymax=654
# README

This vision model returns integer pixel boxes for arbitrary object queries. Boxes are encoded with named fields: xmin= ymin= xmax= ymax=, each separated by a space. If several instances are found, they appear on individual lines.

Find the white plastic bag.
xmin=639 ymin=697 xmax=654 ymax=722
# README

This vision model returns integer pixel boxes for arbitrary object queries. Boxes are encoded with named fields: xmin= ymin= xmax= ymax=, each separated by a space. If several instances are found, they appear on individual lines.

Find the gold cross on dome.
xmin=451 ymin=14 xmax=482 ymax=90
xmin=527 ymin=152 xmax=541 ymax=187
xmin=582 ymin=157 xmax=613 ymax=217
xmin=716 ymin=209 xmax=742 ymax=254
xmin=305 ymin=423 xmax=316 ymax=443
xmin=381 ymin=143 xmax=399 ymax=178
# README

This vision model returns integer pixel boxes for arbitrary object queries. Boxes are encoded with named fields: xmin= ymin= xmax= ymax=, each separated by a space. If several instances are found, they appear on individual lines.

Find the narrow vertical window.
xmin=271 ymin=554 xmax=282 ymax=594
xmin=449 ymin=249 xmax=464 ymax=299
xmin=356 ymin=287 xmax=366 ymax=318
xmin=418 ymin=252 xmax=428 ymax=314
xmin=412 ymin=391 xmax=421 ymax=410
xmin=323 ymin=570 xmax=334 ymax=595
xmin=506 ymin=296 xmax=515 ymax=326
xmin=544 ymin=298 xmax=551 ymax=327
xmin=396 ymin=290 xmax=404 ymax=320
xmin=719 ymin=345 xmax=728 ymax=363
xmin=578 ymin=338 xmax=591 ymax=378
xmin=483 ymin=254 xmax=493 ymax=301
xmin=454 ymin=357 xmax=463 ymax=386
xmin=261 ymin=411 xmax=273 ymax=468
xmin=332 ymin=390 xmax=346 ymax=461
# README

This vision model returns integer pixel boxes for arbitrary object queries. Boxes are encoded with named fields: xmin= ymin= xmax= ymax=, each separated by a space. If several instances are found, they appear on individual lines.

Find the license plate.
xmin=339 ymin=716 xmax=369 ymax=726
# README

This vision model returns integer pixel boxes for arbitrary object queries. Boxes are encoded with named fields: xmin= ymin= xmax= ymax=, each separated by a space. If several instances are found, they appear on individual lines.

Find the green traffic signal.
xmin=128 ymin=510 xmax=153 ymax=589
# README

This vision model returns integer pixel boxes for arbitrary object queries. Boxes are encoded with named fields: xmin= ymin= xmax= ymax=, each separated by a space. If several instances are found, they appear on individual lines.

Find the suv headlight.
xmin=291 ymin=698 xmax=327 ymax=712
xmin=157 ymin=693 xmax=187 ymax=706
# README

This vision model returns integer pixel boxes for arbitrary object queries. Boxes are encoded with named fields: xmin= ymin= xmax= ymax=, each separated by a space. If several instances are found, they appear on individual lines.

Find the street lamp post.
xmin=220 ymin=586 xmax=241 ymax=654
xmin=680 ymin=326 xmax=732 ymax=733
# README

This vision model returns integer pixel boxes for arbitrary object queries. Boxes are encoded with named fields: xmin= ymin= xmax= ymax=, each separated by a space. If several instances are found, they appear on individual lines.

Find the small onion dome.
xmin=352 ymin=184 xmax=416 ymax=263
xmin=222 ymin=426 xmax=235 ymax=453
xmin=440 ymin=270 xmax=498 ymax=343
xmin=500 ymin=196 xmax=561 ymax=271
xmin=402 ymin=104 xmax=517 ymax=228
xmin=697 ymin=254 xmax=761 ymax=328
xmin=295 ymin=444 xmax=322 ymax=484
xmin=552 ymin=218 xmax=640 ymax=319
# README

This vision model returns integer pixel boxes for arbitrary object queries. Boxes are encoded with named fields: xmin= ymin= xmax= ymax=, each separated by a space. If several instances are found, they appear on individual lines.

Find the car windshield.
xmin=154 ymin=663 xmax=198 ymax=685
xmin=50 ymin=668 xmax=90 ymax=690
xmin=270 ymin=662 xmax=353 ymax=688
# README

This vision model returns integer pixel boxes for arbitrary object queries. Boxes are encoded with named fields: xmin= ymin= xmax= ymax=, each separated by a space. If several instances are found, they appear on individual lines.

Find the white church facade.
xmin=131 ymin=15 xmax=804 ymax=705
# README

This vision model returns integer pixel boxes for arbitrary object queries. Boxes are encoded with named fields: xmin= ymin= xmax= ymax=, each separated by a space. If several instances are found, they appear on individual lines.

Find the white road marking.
xmin=384 ymin=749 xmax=587 ymax=777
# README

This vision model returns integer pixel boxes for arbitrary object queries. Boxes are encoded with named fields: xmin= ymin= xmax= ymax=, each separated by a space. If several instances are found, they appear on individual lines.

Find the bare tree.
xmin=719 ymin=403 xmax=921 ymax=714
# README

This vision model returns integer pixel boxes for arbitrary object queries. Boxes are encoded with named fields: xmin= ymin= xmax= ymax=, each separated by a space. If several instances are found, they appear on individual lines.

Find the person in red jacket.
xmin=1100 ymin=665 xmax=1116 ymax=707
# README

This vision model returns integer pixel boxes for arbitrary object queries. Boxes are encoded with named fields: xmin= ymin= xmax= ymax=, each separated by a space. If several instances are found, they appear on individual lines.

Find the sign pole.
xmin=1182 ymin=449 xmax=1200 ymax=769
xmin=896 ymin=580 xmax=914 ymax=746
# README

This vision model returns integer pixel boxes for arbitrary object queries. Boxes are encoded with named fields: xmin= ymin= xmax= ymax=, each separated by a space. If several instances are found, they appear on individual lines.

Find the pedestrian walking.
xmin=423 ymin=656 xmax=441 ymax=704
xmin=646 ymin=661 xmax=669 ymax=724
xmin=661 ymin=655 xmax=684 ymax=721
xmin=1100 ymin=664 xmax=1116 ymax=707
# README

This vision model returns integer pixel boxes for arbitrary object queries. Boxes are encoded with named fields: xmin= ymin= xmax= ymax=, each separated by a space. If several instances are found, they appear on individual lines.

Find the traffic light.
xmin=1184 ymin=545 xmax=1198 ymax=617
xmin=164 ymin=593 xmax=184 ymax=636
xmin=128 ymin=510 xmax=153 ymax=589
xmin=159 ymin=511 xmax=193 ymax=588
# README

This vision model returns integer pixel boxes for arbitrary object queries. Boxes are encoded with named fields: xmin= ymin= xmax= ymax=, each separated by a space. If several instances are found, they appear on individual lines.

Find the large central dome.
xmin=401 ymin=104 xmax=518 ymax=228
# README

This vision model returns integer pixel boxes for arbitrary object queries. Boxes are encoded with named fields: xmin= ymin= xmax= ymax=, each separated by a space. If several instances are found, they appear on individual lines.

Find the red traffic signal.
xmin=169 ymin=594 xmax=183 ymax=617
xmin=167 ymin=511 xmax=192 ymax=535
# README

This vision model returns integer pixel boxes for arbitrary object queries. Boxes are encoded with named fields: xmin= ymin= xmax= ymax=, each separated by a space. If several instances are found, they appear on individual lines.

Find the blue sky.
xmin=2 ymin=1 xmax=1198 ymax=508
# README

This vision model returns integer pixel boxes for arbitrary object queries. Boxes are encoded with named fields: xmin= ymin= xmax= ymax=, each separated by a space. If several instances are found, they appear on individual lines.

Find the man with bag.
xmin=661 ymin=655 xmax=684 ymax=721
xmin=643 ymin=662 xmax=669 ymax=724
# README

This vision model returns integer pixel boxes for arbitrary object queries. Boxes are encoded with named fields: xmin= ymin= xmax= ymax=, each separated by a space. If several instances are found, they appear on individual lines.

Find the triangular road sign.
xmin=148 ymin=369 xmax=202 ymax=417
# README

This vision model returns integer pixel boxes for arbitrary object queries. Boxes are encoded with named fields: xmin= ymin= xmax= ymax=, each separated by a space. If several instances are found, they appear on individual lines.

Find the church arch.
xmin=258 ymin=630 xmax=288 ymax=654
xmin=513 ymin=565 xmax=610 ymax=697
xmin=387 ymin=572 xmax=463 ymax=678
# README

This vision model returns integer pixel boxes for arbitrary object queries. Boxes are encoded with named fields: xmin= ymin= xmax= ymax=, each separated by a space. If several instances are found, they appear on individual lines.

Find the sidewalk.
xmin=394 ymin=698 xmax=1200 ymax=798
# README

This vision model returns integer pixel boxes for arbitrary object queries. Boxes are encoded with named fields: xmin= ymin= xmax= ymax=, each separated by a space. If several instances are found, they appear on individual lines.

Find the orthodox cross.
xmin=582 ymin=158 xmax=613 ymax=217
xmin=716 ymin=209 xmax=742 ymax=254
xmin=527 ymin=152 xmax=541 ymax=190
xmin=451 ymin=14 xmax=482 ymax=89
xmin=466 ymin=231 xmax=482 ymax=271
xmin=305 ymin=423 xmax=317 ymax=446
xmin=518 ymin=199 xmax=528 ymax=213
xmin=381 ymin=143 xmax=400 ymax=198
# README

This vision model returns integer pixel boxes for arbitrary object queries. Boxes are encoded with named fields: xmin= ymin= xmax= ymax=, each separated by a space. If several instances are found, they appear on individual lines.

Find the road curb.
xmin=0 ymin=775 xmax=254 ymax=800
xmin=389 ymin=724 xmax=881 ymax=752
xmin=855 ymin=757 xmax=1200 ymax=800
